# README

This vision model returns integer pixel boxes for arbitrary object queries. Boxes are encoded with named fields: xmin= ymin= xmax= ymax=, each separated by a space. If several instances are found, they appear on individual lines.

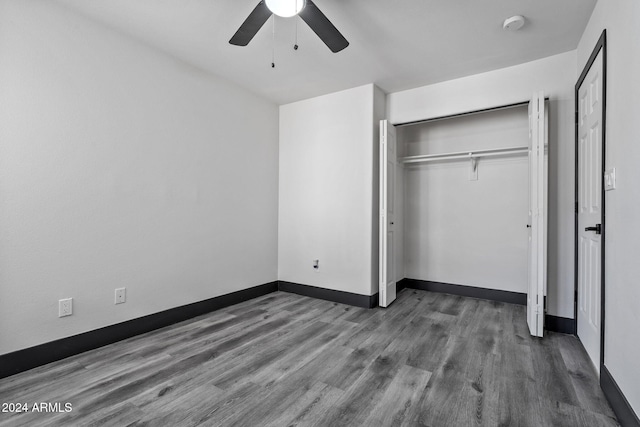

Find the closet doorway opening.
xmin=379 ymin=93 xmax=548 ymax=337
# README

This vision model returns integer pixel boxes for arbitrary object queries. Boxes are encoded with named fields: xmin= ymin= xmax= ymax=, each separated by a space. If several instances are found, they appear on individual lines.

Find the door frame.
xmin=574 ymin=29 xmax=607 ymax=374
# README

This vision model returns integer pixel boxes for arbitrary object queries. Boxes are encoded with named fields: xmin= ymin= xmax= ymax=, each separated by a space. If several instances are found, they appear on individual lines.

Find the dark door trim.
xmin=574 ymin=29 xmax=607 ymax=375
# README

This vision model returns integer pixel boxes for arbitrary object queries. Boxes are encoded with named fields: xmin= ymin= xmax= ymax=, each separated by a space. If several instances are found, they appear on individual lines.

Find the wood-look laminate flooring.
xmin=0 ymin=289 xmax=618 ymax=426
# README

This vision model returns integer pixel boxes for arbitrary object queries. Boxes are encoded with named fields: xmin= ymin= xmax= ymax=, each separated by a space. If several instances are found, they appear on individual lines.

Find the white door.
xmin=527 ymin=91 xmax=548 ymax=337
xmin=379 ymin=120 xmax=397 ymax=308
xmin=577 ymin=50 xmax=603 ymax=370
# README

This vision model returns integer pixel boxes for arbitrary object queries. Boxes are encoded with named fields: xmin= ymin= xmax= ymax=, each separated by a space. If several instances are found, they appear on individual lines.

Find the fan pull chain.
xmin=294 ymin=15 xmax=299 ymax=50
xmin=271 ymin=15 xmax=276 ymax=68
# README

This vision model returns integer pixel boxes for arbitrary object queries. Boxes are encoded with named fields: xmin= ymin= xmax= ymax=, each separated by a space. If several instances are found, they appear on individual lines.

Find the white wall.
xmin=0 ymin=0 xmax=279 ymax=355
xmin=400 ymin=106 xmax=529 ymax=293
xmin=372 ymin=86 xmax=387 ymax=293
xmin=578 ymin=0 xmax=640 ymax=415
xmin=388 ymin=51 xmax=577 ymax=318
xmin=278 ymin=84 xmax=380 ymax=296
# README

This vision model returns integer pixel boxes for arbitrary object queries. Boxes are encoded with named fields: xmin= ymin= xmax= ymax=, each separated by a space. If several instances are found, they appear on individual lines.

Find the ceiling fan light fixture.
xmin=265 ymin=0 xmax=306 ymax=18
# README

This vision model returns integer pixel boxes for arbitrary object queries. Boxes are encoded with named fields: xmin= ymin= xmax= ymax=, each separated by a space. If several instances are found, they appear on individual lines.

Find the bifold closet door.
xmin=379 ymin=120 xmax=397 ymax=308
xmin=527 ymin=91 xmax=548 ymax=337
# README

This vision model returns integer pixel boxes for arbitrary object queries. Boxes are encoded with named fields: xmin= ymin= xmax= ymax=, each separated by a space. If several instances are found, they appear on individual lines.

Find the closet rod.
xmin=401 ymin=146 xmax=528 ymax=164
xmin=396 ymin=101 xmax=530 ymax=127
xmin=394 ymin=97 xmax=548 ymax=127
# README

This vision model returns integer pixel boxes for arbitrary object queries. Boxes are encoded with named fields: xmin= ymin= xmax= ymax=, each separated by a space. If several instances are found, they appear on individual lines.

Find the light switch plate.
xmin=604 ymin=168 xmax=616 ymax=191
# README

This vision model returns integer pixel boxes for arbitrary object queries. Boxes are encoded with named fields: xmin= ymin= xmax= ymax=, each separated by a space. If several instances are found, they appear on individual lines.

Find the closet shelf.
xmin=401 ymin=145 xmax=528 ymax=164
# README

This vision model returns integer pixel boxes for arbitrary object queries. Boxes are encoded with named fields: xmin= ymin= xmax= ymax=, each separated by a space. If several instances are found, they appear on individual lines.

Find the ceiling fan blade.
xmin=229 ymin=1 xmax=272 ymax=46
xmin=299 ymin=0 xmax=349 ymax=53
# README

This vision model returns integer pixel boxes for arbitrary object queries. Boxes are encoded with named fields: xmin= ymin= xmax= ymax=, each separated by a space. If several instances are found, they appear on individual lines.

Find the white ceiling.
xmin=56 ymin=0 xmax=597 ymax=105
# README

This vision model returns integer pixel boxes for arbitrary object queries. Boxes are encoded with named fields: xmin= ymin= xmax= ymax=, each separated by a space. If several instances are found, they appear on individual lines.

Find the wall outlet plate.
xmin=59 ymin=298 xmax=73 ymax=317
xmin=604 ymin=168 xmax=616 ymax=191
xmin=115 ymin=287 xmax=126 ymax=304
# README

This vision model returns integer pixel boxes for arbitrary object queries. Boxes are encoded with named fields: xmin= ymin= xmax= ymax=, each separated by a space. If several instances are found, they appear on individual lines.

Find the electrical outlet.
xmin=115 ymin=287 xmax=126 ymax=304
xmin=59 ymin=298 xmax=73 ymax=317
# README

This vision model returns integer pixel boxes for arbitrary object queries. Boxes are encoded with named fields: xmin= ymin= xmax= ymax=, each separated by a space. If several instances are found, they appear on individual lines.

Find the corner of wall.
xmin=370 ymin=85 xmax=387 ymax=296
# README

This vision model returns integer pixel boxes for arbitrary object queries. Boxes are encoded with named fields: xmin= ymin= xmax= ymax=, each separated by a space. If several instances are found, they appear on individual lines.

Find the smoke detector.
xmin=503 ymin=15 xmax=525 ymax=31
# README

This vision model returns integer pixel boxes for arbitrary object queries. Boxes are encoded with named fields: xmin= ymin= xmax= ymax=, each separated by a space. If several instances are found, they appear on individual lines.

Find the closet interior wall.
xmin=398 ymin=105 xmax=530 ymax=294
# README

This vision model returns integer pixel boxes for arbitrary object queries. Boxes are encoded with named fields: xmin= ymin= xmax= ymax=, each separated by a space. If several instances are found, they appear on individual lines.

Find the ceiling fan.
xmin=229 ymin=0 xmax=349 ymax=53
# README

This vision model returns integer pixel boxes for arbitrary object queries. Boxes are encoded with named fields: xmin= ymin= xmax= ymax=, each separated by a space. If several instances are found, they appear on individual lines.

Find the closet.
xmin=379 ymin=93 xmax=548 ymax=337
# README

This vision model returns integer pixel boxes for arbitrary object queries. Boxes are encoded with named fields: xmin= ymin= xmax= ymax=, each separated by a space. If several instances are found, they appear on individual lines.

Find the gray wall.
xmin=278 ymin=84 xmax=379 ymax=296
xmin=578 ymin=0 xmax=640 ymax=415
xmin=0 ymin=1 xmax=279 ymax=355
xmin=400 ymin=106 xmax=530 ymax=293
xmin=387 ymin=51 xmax=577 ymax=318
